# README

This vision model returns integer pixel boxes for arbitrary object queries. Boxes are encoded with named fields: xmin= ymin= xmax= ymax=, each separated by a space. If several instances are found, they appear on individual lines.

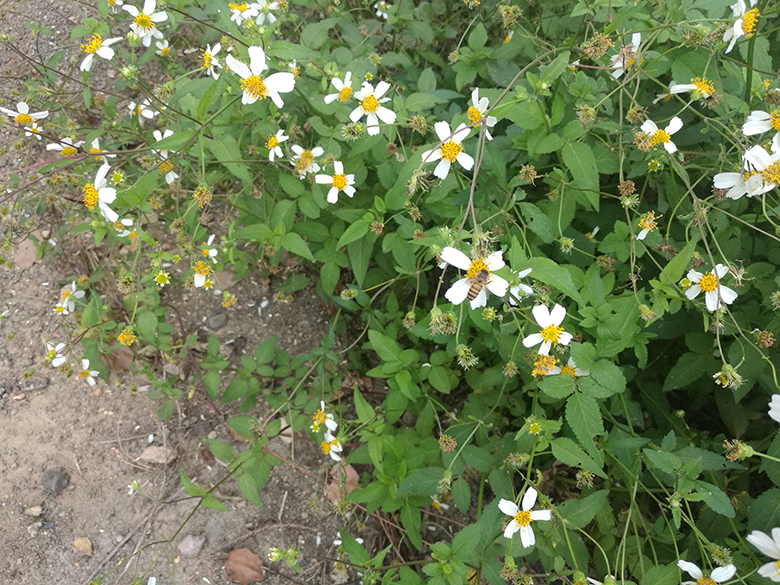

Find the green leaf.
xmin=693 ymin=480 xmax=735 ymax=518
xmin=658 ymin=237 xmax=698 ymax=286
xmin=561 ymin=142 xmax=599 ymax=210
xmin=404 ymin=92 xmax=447 ymax=112
xmin=339 ymin=531 xmax=371 ymax=565
xmin=551 ymin=438 xmax=607 ymax=479
xmin=255 ymin=337 xmax=277 ymax=364
xmin=663 ymin=352 xmax=714 ymax=391
xmin=557 ymin=490 xmax=609 ymax=528
xmin=518 ymin=203 xmax=556 ymax=243
xmin=238 ymin=472 xmax=263 ymax=507
xmin=368 ymin=330 xmax=402 ymax=362
xmin=468 ymin=23 xmax=487 ymax=51
xmin=748 ymin=488 xmax=780 ymax=530
xmin=198 ymin=76 xmax=224 ymax=119
xmin=234 ymin=224 xmax=272 ymax=241
xmin=401 ymin=501 xmax=423 ymax=550
xmin=589 ymin=361 xmax=626 ymax=395
xmin=202 ymin=494 xmax=231 ymax=511
xmin=337 ymin=219 xmax=370 ymax=248
xmin=396 ymin=468 xmax=444 ymax=498
xmin=152 ymin=132 xmax=192 ymax=152
xmin=539 ymin=51 xmax=571 ymax=86
xmin=452 ymin=478 xmax=470 ymax=513
xmin=538 ymin=375 xmax=576 ymax=399
xmin=418 ymin=68 xmax=437 ymax=92
xmin=643 ymin=448 xmax=682 ymax=474
xmin=280 ymin=232 xmax=315 ymax=261
xmin=206 ymin=133 xmax=252 ymax=186
xmin=226 ymin=416 xmax=257 ymax=439
xmin=524 ymin=257 xmax=585 ymax=306
xmin=566 ymin=392 xmax=604 ymax=451
xmin=179 ymin=469 xmax=204 ymax=497
xmin=136 ymin=311 xmax=157 ymax=340
xmin=354 ymin=387 xmax=375 ymax=423
xmin=204 ymin=439 xmax=235 ymax=463
xmin=644 ymin=563 xmax=678 ymax=585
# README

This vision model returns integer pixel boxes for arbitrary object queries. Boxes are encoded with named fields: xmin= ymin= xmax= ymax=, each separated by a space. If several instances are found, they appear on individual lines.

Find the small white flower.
xmin=193 ymin=262 xmax=212 ymax=289
xmin=321 ymin=430 xmax=343 ymax=461
xmin=123 ymin=0 xmax=168 ymax=47
xmin=89 ymin=137 xmax=116 ymax=161
xmin=640 ymin=116 xmax=683 ymax=154
xmin=508 ymin=268 xmax=533 ymax=306
xmin=0 ymin=102 xmax=49 ymax=139
xmin=677 ymin=560 xmax=737 ymax=585
xmin=79 ymin=34 xmax=122 ymax=72
xmin=45 ymin=343 xmax=67 ymax=367
xmin=226 ymin=46 xmax=296 ymax=107
xmin=374 ymin=1 xmax=391 ymax=18
xmin=46 ymin=137 xmax=84 ymax=157
xmin=315 ymin=161 xmax=356 ymax=204
xmin=440 ymin=246 xmax=508 ymax=310
xmin=747 ymin=528 xmax=780 ymax=582
xmin=113 ymin=218 xmax=135 ymax=238
xmin=155 ymin=39 xmax=171 ymax=57
xmin=200 ymin=43 xmax=222 ymax=79
xmin=264 ymin=129 xmax=288 ymax=162
xmin=467 ymin=89 xmax=497 ymax=140
xmin=154 ymin=271 xmax=170 ymax=287
xmin=522 ymin=304 xmax=574 ymax=355
xmin=668 ymin=79 xmax=713 ymax=99
xmin=610 ymin=32 xmax=641 ymax=78
xmin=290 ymin=145 xmax=324 ymax=177
xmin=333 ymin=533 xmax=363 ymax=546
xmin=685 ymin=264 xmax=738 ymax=312
xmin=324 ymin=71 xmax=354 ymax=104
xmin=311 ymin=400 xmax=338 ymax=432
xmin=153 ymin=129 xmax=178 ymax=184
xmin=108 ymin=0 xmax=125 ymax=13
xmin=548 ymin=357 xmax=589 ymax=378
xmin=128 ymin=99 xmax=158 ymax=123
xmin=84 ymin=164 xmax=119 ymax=222
xmin=78 ymin=358 xmax=100 ymax=386
xmin=714 ymin=144 xmax=779 ymax=199
xmin=229 ymin=1 xmax=259 ymax=25
xmin=350 ymin=81 xmax=396 ymax=136
xmin=430 ymin=495 xmax=450 ymax=511
xmin=58 ymin=281 xmax=86 ymax=314
xmin=127 ymin=480 xmax=140 ymax=496
xmin=421 ymin=121 xmax=473 ymax=180
xmin=498 ymin=488 xmax=552 ymax=547
xmin=770 ymin=395 xmax=780 ymax=423
xmin=742 ymin=108 xmax=780 ymax=139
xmin=254 ymin=0 xmax=279 ymax=25
xmin=723 ymin=0 xmax=760 ymax=54
xmin=201 ymin=234 xmax=219 ymax=264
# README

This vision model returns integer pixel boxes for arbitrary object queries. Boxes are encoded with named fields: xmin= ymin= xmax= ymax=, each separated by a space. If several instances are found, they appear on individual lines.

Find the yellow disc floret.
xmin=14 ymin=113 xmax=33 ymax=125
xmin=83 ymin=183 xmax=98 ymax=210
xmin=742 ymin=8 xmax=759 ymax=37
xmin=560 ymin=365 xmax=577 ymax=378
xmin=696 ymin=578 xmax=717 ymax=585
xmin=360 ymin=94 xmax=379 ymax=113
xmin=332 ymin=174 xmax=347 ymax=191
xmin=78 ymin=369 xmax=91 ymax=380
xmin=339 ymin=86 xmax=353 ymax=101
xmin=649 ymin=129 xmax=671 ymax=147
xmin=691 ymin=77 xmax=714 ymax=96
xmin=513 ymin=510 xmax=532 ymax=527
xmin=770 ymin=110 xmax=780 ymax=132
xmin=159 ymin=160 xmax=174 ymax=173
xmin=80 ymin=34 xmax=102 ymax=53
xmin=61 ymin=146 xmax=77 ymax=157
xmin=467 ymin=106 xmax=482 ymax=125
xmin=194 ymin=261 xmax=210 ymax=276
xmin=532 ymin=354 xmax=557 ymax=377
xmin=440 ymin=140 xmax=463 ymax=163
xmin=465 ymin=258 xmax=489 ymax=280
xmin=639 ymin=210 xmax=660 ymax=232
xmin=763 ymin=162 xmax=780 ymax=185
xmin=229 ymin=2 xmax=248 ymax=10
xmin=541 ymin=323 xmax=564 ymax=345
xmin=266 ymin=135 xmax=278 ymax=149
xmin=698 ymin=271 xmax=718 ymax=293
xmin=201 ymin=51 xmax=213 ymax=69
xmin=241 ymin=75 xmax=268 ymax=100
xmin=134 ymin=13 xmax=153 ymax=31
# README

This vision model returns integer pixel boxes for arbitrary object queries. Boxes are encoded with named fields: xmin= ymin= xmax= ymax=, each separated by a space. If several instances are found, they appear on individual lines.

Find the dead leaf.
xmin=213 ymin=269 xmax=237 ymax=290
xmin=74 ymin=536 xmax=93 ymax=555
xmin=138 ymin=445 xmax=176 ymax=464
xmin=11 ymin=393 xmax=25 ymax=401
xmin=103 ymin=346 xmax=134 ymax=372
xmin=13 ymin=238 xmax=38 ymax=270
xmin=225 ymin=548 xmax=265 ymax=585
xmin=326 ymin=464 xmax=361 ymax=503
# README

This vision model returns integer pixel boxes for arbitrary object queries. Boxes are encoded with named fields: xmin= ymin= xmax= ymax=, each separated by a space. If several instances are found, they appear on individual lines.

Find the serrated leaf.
xmin=538 ymin=375 xmax=575 ymax=399
xmin=396 ymin=468 xmax=444 ymax=498
xmin=337 ymin=219 xmax=370 ymax=248
xmin=566 ymin=393 xmax=604 ymax=452
xmin=238 ymin=472 xmax=262 ymax=507
xmin=644 ymin=563 xmax=678 ymax=585
xmin=401 ymin=501 xmax=422 ymax=550
xmin=589 ymin=360 xmax=626 ymax=394
xmin=452 ymin=478 xmax=470 ymax=513
xmin=539 ymin=51 xmax=571 ymax=85
xmin=368 ymin=330 xmax=402 ymax=363
xmin=354 ymin=387 xmax=375 ymax=423
xmin=518 ymin=203 xmax=556 ymax=243
xmin=562 ymin=142 xmax=599 ymax=210
xmin=551 ymin=437 xmax=607 ymax=478
xmin=280 ymin=232 xmax=314 ymax=261
xmin=524 ymin=257 xmax=585 ymax=305
xmin=556 ymin=489 xmax=609 ymax=528
xmin=206 ymin=133 xmax=252 ymax=186
xmin=663 ymin=352 xmax=714 ymax=391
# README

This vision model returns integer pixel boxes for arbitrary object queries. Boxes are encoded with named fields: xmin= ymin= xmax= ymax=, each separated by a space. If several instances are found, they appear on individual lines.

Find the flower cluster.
xmin=311 ymin=400 xmax=342 ymax=462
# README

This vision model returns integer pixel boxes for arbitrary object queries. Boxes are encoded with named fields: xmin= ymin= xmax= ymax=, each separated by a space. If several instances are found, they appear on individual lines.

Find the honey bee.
xmin=466 ymin=269 xmax=491 ymax=301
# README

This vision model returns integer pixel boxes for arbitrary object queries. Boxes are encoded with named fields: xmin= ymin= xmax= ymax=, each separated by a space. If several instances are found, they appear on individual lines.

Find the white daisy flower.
xmin=636 ymin=210 xmax=661 ymax=241
xmin=421 ymin=121 xmax=473 ymax=180
xmin=497 ymin=488 xmax=552 ymax=547
xmin=45 ymin=342 xmax=67 ymax=367
xmin=77 ymin=358 xmax=100 ymax=386
xmin=264 ymin=129 xmax=288 ymax=162
xmin=467 ymin=89 xmax=497 ymax=140
xmin=83 ymin=163 xmax=119 ymax=223
xmin=155 ymin=39 xmax=171 ymax=57
xmin=677 ymin=561 xmax=736 ymax=585
xmin=193 ymin=261 xmax=212 ymax=288
xmin=430 ymin=495 xmax=450 ymax=511
xmin=548 ymin=357 xmax=589 ymax=378
xmin=112 ymin=218 xmax=135 ymax=238
xmin=714 ymin=144 xmax=778 ymax=199
xmin=254 ymin=0 xmax=278 ymax=25
xmin=723 ymin=0 xmax=760 ymax=54
xmin=46 ymin=137 xmax=84 ymax=157
xmin=226 ymin=46 xmax=296 ymax=107
xmin=290 ymin=145 xmax=324 ymax=177
xmin=153 ymin=129 xmax=178 ymax=184
xmin=522 ymin=304 xmax=574 ymax=355
xmin=201 ymin=234 xmax=219 ymax=264
xmin=79 ymin=34 xmax=122 ymax=72
xmin=640 ymin=116 xmax=683 ymax=154
xmin=508 ymin=268 xmax=533 ymax=306
xmin=229 ymin=1 xmax=259 ymax=25
xmin=747 ymin=528 xmax=780 ymax=582
xmin=684 ymin=264 xmax=738 ymax=312
xmin=123 ymin=0 xmax=168 ymax=47
xmin=742 ymin=108 xmax=780 ymax=139
xmin=0 ymin=102 xmax=49 ymax=138
xmin=321 ymin=430 xmax=343 ymax=461
xmin=770 ymin=395 xmax=780 ymax=423
xmin=200 ymin=43 xmax=222 ymax=79
xmin=374 ymin=1 xmax=391 ymax=18
xmin=128 ymin=99 xmax=158 ymax=123
xmin=610 ymin=32 xmax=641 ymax=79
xmin=154 ymin=271 xmax=170 ymax=287
xmin=315 ymin=161 xmax=356 ymax=204
xmin=440 ymin=246 xmax=509 ymax=310
xmin=667 ymin=78 xmax=714 ymax=100
xmin=310 ymin=400 xmax=338 ymax=432
xmin=108 ymin=0 xmax=124 ymax=11
xmin=89 ymin=137 xmax=116 ymax=162
xmin=58 ymin=281 xmax=86 ymax=314
xmin=349 ymin=81 xmax=396 ymax=136
xmin=324 ymin=71 xmax=354 ymax=104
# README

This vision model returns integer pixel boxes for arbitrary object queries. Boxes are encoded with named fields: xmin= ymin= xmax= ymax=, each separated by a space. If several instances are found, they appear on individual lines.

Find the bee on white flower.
xmin=440 ymin=246 xmax=508 ymax=309
xmin=226 ymin=46 xmax=296 ymax=107
xmin=290 ymin=145 xmax=324 ymax=178
xmin=123 ymin=0 xmax=168 ymax=47
xmin=421 ymin=121 xmax=473 ymax=180
xmin=349 ymin=81 xmax=396 ymax=136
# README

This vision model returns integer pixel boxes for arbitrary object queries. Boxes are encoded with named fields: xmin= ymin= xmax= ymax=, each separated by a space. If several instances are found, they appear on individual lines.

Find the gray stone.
xmin=42 ymin=469 xmax=69 ymax=496
xmin=208 ymin=313 xmax=227 ymax=330
xmin=177 ymin=534 xmax=206 ymax=558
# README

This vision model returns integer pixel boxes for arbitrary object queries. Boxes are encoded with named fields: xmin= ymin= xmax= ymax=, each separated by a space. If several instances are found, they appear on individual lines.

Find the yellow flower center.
xmin=432 ymin=500 xmax=441 ymax=510
xmin=161 ymin=47 xmax=169 ymax=56
xmin=696 ymin=578 xmax=716 ymax=585
xmin=467 ymin=106 xmax=482 ymax=125
xmin=560 ymin=365 xmax=577 ymax=378
xmin=80 ymin=34 xmax=102 ymax=54
xmin=194 ymin=261 xmax=210 ymax=276
xmin=204 ymin=278 xmax=214 ymax=290
xmin=650 ymin=129 xmax=670 ymax=146
xmin=503 ymin=34 xmax=511 ymax=44
xmin=229 ymin=2 xmax=248 ymax=10
xmin=360 ymin=94 xmax=380 ymax=113
xmin=159 ymin=160 xmax=174 ymax=173
xmin=321 ymin=441 xmax=331 ymax=454
xmin=155 ymin=272 xmax=169 ymax=284
xmin=698 ymin=272 xmax=719 ymax=293
xmin=339 ymin=86 xmax=353 ymax=101
xmin=14 ymin=113 xmax=33 ymax=125
xmin=202 ymin=249 xmax=210 ymax=257
xmin=46 ymin=349 xmax=56 ymax=360
xmin=55 ymin=305 xmax=66 ymax=313
xmin=312 ymin=410 xmax=326 ymax=428
xmin=61 ymin=146 xmax=77 ymax=157
xmin=134 ymin=13 xmax=153 ymax=31
xmin=762 ymin=162 xmax=780 ymax=184
xmin=531 ymin=354 xmax=556 ymax=377
xmin=112 ymin=171 xmax=124 ymax=184
xmin=83 ymin=183 xmax=98 ymax=210
xmin=541 ymin=323 xmax=564 ymax=344
xmin=715 ymin=374 xmax=727 ymax=387
xmin=295 ymin=150 xmax=314 ymax=174
xmin=440 ymin=140 xmax=463 ymax=163
xmin=773 ymin=561 xmax=780 ymax=576
xmin=78 ymin=369 xmax=91 ymax=380
xmin=639 ymin=211 xmax=660 ymax=231
xmin=113 ymin=221 xmax=123 ymax=230
xmin=742 ymin=8 xmax=759 ymax=37
xmin=202 ymin=51 xmax=213 ymax=69
xmin=332 ymin=174 xmax=347 ymax=190
xmin=513 ymin=510 xmax=532 ymax=527
xmin=466 ymin=258 xmax=489 ymax=280
xmin=266 ymin=135 xmax=278 ymax=149
xmin=90 ymin=147 xmax=101 ymax=155
xmin=691 ymin=77 xmax=714 ymax=96
xmin=61 ymin=290 xmax=72 ymax=301
xmin=118 ymin=331 xmax=137 ymax=346
xmin=241 ymin=75 xmax=268 ymax=100
xmin=770 ymin=110 xmax=780 ymax=132
xmin=529 ymin=422 xmax=541 ymax=435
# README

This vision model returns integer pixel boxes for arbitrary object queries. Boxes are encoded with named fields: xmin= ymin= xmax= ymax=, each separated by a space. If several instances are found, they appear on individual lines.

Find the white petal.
xmin=713 ymin=172 xmax=741 ymax=189
xmin=314 ymin=174 xmax=332 ymax=185
xmin=711 ymin=565 xmax=736 ymax=582
xmin=640 ymin=120 xmax=659 ymax=134
xmin=503 ymin=521 xmax=520 ymax=539
xmin=521 ymin=487 xmax=538 ymax=510
xmin=333 ymin=160 xmax=344 ymax=174
xmin=664 ymin=140 xmax=677 ymax=154
xmin=433 ymin=159 xmax=451 ymax=180
xmin=226 ymin=55 xmax=251 ymax=79
xmin=757 ymin=562 xmax=780 ymax=582
xmin=685 ymin=285 xmax=702 ymax=300
xmin=549 ymin=303 xmax=567 ymax=326
xmin=445 ymin=279 xmax=472 ymax=305
xmin=523 ymin=333 xmax=543 ymax=348
xmin=748 ymin=530 xmax=780 ymax=558
xmin=519 ymin=525 xmax=535 ymax=548
xmin=266 ymin=72 xmax=295 ymax=94
xmin=487 ymin=275 xmax=509 ymax=297
xmin=456 ymin=152 xmax=474 ymax=171
xmin=705 ymin=291 xmax=719 ymax=312
xmin=434 ymin=120 xmax=452 ymax=142
xmin=469 ymin=288 xmax=487 ymax=309
xmin=719 ymin=286 xmax=738 ymax=305
xmin=530 ymin=509 xmax=552 ymax=521
xmin=532 ymin=304 xmax=552 ymax=327
xmin=327 ymin=187 xmax=339 ymax=204
xmin=485 ymin=250 xmax=505 ymax=271
xmin=687 ymin=269 xmax=703 ymax=282
xmin=96 ymin=46 xmax=115 ymax=60
xmin=666 ymin=117 xmax=683 ymax=134
xmin=498 ymin=498 xmax=519 ymax=516
xmin=440 ymin=247 xmax=472 ymax=270
xmin=421 ymin=149 xmax=442 ymax=163
xmin=451 ymin=124 xmax=471 ymax=143
xmin=677 ymin=561 xmax=703 ymax=580
xmin=248 ymin=45 xmax=267 ymax=74
xmin=376 ymin=106 xmax=396 ymax=124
